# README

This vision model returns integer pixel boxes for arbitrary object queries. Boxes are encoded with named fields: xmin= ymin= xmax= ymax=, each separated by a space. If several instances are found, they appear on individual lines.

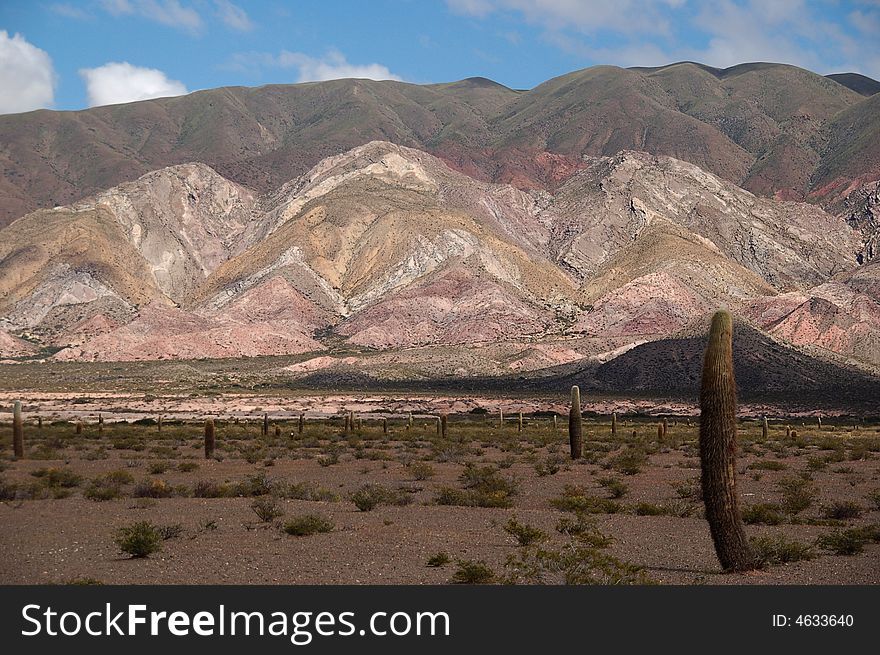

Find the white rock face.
xmin=74 ymin=163 xmax=258 ymax=301
xmin=0 ymin=264 xmax=126 ymax=330
xmin=0 ymin=141 xmax=874 ymax=370
xmin=544 ymin=151 xmax=862 ymax=291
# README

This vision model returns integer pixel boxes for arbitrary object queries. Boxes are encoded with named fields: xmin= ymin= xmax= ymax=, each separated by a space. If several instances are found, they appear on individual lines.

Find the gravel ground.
xmin=1 ymin=418 xmax=878 ymax=585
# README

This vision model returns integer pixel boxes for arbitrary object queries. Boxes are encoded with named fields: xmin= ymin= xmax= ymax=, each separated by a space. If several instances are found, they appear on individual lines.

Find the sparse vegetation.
xmin=115 ymin=522 xmax=162 ymax=558
xmin=251 ymin=497 xmax=284 ymax=522
xmin=451 ymin=559 xmax=495 ymax=584
xmin=750 ymin=536 xmax=815 ymax=567
xmin=283 ymin=514 xmax=334 ymax=536
xmin=426 ymin=552 xmax=451 ymax=567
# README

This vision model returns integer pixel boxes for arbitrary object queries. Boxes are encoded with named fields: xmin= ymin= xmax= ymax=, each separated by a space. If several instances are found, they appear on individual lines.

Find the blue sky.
xmin=1 ymin=0 xmax=879 ymax=114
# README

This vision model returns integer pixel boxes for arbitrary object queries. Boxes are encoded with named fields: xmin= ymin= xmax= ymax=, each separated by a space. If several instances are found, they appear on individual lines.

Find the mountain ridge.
xmin=2 ymin=141 xmax=877 ymax=394
xmin=2 ymin=61 xmax=878 ymax=228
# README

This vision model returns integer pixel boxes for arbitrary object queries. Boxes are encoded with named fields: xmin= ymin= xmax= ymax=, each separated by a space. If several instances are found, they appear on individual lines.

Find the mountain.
xmin=826 ymin=73 xmax=880 ymax=97
xmin=1 ymin=138 xmax=877 ymax=402
xmin=1 ymin=62 xmax=878 ymax=229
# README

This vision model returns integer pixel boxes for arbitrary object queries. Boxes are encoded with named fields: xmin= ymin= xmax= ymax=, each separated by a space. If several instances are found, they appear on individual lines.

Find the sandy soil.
xmin=1 ymin=413 xmax=877 ymax=585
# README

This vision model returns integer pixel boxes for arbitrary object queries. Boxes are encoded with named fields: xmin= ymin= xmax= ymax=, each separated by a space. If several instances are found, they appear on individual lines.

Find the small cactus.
xmin=436 ymin=416 xmax=442 ymax=437
xmin=440 ymin=413 xmax=448 ymax=440
xmin=298 ymin=413 xmax=304 ymax=434
xmin=569 ymin=386 xmax=582 ymax=460
xmin=785 ymin=425 xmax=791 ymax=439
xmin=553 ymin=414 xmax=558 ymax=430
xmin=698 ymin=310 xmax=756 ymax=572
xmin=13 ymin=401 xmax=24 ymax=458
xmin=75 ymin=420 xmax=82 ymax=435
xmin=657 ymin=423 xmax=663 ymax=441
xmin=204 ymin=418 xmax=216 ymax=459
xmin=662 ymin=417 xmax=668 ymax=438
xmin=762 ymin=416 xmax=768 ymax=440
xmin=98 ymin=413 xmax=104 ymax=433
xmin=499 ymin=408 xmax=504 ymax=428
xmin=274 ymin=425 xmax=281 ymax=438
xmin=611 ymin=412 xmax=617 ymax=436
xmin=382 ymin=417 xmax=388 ymax=434
xmin=262 ymin=413 xmax=269 ymax=437
xmin=518 ymin=412 xmax=523 ymax=433
xmin=157 ymin=415 xmax=163 ymax=432
xmin=37 ymin=415 xmax=42 ymax=429
xmin=407 ymin=413 xmax=413 ymax=429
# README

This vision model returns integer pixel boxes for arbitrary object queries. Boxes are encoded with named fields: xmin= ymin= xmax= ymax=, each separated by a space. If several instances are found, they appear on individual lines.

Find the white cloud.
xmin=214 ymin=0 xmax=254 ymax=31
xmin=279 ymin=50 xmax=402 ymax=82
xmin=0 ymin=31 xmax=57 ymax=114
xmin=446 ymin=0 xmax=680 ymax=36
xmin=49 ymin=3 xmax=91 ymax=19
xmin=224 ymin=49 xmax=403 ymax=82
xmin=79 ymin=62 xmax=188 ymax=107
xmin=99 ymin=0 xmax=203 ymax=34
xmin=448 ymin=0 xmax=880 ymax=79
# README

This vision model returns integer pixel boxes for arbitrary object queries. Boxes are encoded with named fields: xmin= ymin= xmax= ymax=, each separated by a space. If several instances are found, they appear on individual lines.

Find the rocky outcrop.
xmin=1 ymin=141 xmax=876 ymax=375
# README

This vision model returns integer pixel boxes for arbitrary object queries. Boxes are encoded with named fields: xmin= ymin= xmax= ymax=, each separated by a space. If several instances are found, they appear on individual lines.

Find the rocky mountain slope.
xmin=1 ymin=62 xmax=878 ymax=228
xmin=1 ymin=140 xmax=877 ymax=389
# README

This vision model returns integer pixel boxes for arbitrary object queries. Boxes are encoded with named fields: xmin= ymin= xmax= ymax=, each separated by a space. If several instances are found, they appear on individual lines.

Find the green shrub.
xmin=606 ymin=446 xmax=647 ymax=475
xmin=251 ymin=497 xmax=283 ymax=522
xmin=806 ymin=456 xmax=827 ymax=471
xmin=597 ymin=476 xmax=628 ymax=499
xmin=426 ymin=552 xmax=451 ymax=567
xmin=157 ymin=523 xmax=184 ymax=540
xmin=777 ymin=476 xmax=817 ymax=515
xmin=821 ymin=501 xmax=863 ymax=521
xmin=192 ymin=480 xmax=233 ymax=498
xmin=742 ymin=503 xmax=785 ymax=525
xmin=132 ymin=479 xmax=174 ymax=498
xmin=283 ymin=481 xmax=339 ymax=502
xmin=671 ymin=477 xmax=701 ymax=500
xmin=409 ymin=462 xmax=435 ymax=480
xmin=451 ymin=560 xmax=495 ymax=584
xmin=550 ymin=485 xmax=622 ymax=514
xmin=816 ymin=525 xmax=880 ymax=555
xmin=633 ymin=502 xmax=664 ymax=516
xmin=84 ymin=470 xmax=133 ymax=501
xmin=30 ymin=467 xmax=82 ymax=488
xmin=534 ymin=457 xmax=561 ymax=477
xmin=750 ymin=536 xmax=815 ymax=567
xmin=283 ymin=514 xmax=334 ymax=536
xmin=555 ymin=514 xmax=614 ymax=548
xmin=350 ymin=484 xmax=412 ymax=511
xmin=435 ymin=464 xmax=518 ymax=508
xmin=115 ymin=522 xmax=162 ymax=558
xmin=233 ymin=473 xmax=274 ymax=497
xmin=503 ymin=517 xmax=548 ymax=547
xmin=178 ymin=461 xmax=199 ymax=472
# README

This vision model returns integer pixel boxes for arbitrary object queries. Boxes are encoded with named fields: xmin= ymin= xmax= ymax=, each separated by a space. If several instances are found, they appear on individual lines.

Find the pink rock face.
xmin=211 ymin=275 xmax=332 ymax=331
xmin=752 ymin=282 xmax=880 ymax=366
xmin=574 ymin=272 xmax=706 ymax=336
xmin=53 ymin=302 xmax=324 ymax=362
xmin=0 ymin=330 xmax=37 ymax=357
xmin=337 ymin=266 xmax=552 ymax=348
xmin=56 ymin=313 xmax=121 ymax=346
xmin=507 ymin=343 xmax=586 ymax=371
xmin=284 ymin=355 xmax=361 ymax=374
